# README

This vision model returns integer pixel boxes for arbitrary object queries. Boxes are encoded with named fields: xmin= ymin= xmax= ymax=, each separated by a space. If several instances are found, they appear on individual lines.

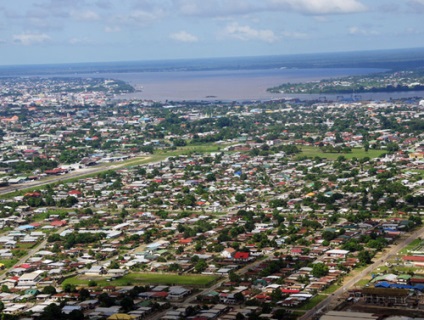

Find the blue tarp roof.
xmin=375 ymin=282 xmax=418 ymax=290
xmin=414 ymin=284 xmax=424 ymax=291
xmin=375 ymin=281 xmax=391 ymax=288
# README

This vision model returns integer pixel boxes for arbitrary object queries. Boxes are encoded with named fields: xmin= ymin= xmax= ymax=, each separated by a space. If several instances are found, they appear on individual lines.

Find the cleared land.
xmin=299 ymin=146 xmax=385 ymax=160
xmin=62 ymin=273 xmax=219 ymax=287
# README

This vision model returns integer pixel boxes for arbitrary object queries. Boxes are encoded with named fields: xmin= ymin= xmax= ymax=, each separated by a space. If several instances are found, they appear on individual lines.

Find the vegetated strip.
xmin=62 ymin=273 xmax=219 ymax=287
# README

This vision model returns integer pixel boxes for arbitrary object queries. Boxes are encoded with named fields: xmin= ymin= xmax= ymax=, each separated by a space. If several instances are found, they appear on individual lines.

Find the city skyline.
xmin=1 ymin=0 xmax=424 ymax=66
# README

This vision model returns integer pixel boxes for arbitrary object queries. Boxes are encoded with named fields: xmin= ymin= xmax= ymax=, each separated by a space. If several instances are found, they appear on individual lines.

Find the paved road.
xmin=299 ymin=225 xmax=424 ymax=320
xmin=0 ymin=156 xmax=151 ymax=196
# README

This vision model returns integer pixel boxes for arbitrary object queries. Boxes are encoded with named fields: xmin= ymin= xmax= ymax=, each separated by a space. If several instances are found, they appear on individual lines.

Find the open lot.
xmin=299 ymin=146 xmax=385 ymax=160
xmin=62 ymin=273 xmax=219 ymax=288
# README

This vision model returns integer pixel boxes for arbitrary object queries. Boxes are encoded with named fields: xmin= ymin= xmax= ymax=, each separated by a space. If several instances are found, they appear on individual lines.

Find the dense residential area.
xmin=2 ymin=77 xmax=424 ymax=319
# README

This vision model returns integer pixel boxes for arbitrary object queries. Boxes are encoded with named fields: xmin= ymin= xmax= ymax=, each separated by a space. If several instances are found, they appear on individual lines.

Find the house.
xmin=221 ymin=248 xmax=236 ymax=259
xmin=85 ymin=266 xmax=106 ymax=275
xmin=167 ymin=286 xmax=191 ymax=301
xmin=403 ymin=256 xmax=424 ymax=266
xmin=234 ymin=252 xmax=250 ymax=261
xmin=51 ymin=220 xmax=67 ymax=227
xmin=326 ymin=249 xmax=349 ymax=259
xmin=17 ymin=271 xmax=42 ymax=287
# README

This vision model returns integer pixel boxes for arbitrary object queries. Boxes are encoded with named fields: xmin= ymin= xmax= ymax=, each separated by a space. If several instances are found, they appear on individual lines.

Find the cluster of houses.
xmin=1 ymin=79 xmax=424 ymax=318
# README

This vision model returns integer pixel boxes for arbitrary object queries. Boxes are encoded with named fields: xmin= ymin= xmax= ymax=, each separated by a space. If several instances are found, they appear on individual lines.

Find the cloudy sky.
xmin=1 ymin=0 xmax=424 ymax=65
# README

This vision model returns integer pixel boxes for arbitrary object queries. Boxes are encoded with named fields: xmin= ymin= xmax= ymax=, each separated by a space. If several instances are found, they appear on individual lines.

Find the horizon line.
xmin=1 ymin=46 xmax=424 ymax=69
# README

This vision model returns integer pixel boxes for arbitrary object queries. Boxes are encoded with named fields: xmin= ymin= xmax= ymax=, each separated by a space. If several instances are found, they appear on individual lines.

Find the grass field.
xmin=0 ymin=259 xmax=18 ymax=269
xmin=322 ymin=283 xmax=340 ymax=294
xmin=299 ymin=146 xmax=385 ymax=160
xmin=354 ymin=278 xmax=371 ymax=287
xmin=62 ymin=273 xmax=219 ymax=288
xmin=297 ymin=295 xmax=327 ymax=310
xmin=16 ymin=242 xmax=37 ymax=250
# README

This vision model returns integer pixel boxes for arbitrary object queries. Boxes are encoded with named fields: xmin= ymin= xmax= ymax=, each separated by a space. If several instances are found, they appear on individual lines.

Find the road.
xmin=0 ymin=156 xmax=151 ymax=196
xmin=0 ymin=226 xmax=68 ymax=281
xmin=299 ymin=225 xmax=424 ymax=320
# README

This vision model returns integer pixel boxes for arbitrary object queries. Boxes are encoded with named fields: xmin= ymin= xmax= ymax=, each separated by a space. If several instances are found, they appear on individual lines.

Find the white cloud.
xmin=169 ymin=31 xmax=199 ymax=43
xmin=348 ymin=26 xmax=379 ymax=36
xmin=268 ymin=0 xmax=367 ymax=15
xmin=171 ymin=0 xmax=367 ymax=17
xmin=13 ymin=33 xmax=51 ymax=45
xmin=114 ymin=9 xmax=165 ymax=27
xmin=71 ymin=10 xmax=100 ymax=21
xmin=223 ymin=22 xmax=279 ymax=43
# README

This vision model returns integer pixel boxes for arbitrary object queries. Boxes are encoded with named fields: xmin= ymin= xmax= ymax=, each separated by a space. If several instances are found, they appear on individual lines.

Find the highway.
xmin=299 ymin=224 xmax=424 ymax=320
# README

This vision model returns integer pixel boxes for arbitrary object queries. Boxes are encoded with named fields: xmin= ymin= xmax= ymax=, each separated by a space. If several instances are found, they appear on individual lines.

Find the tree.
xmin=312 ymin=263 xmax=329 ymax=278
xmin=235 ymin=313 xmax=245 ymax=320
xmin=364 ymin=141 xmax=370 ymax=152
xmin=42 ymin=285 xmax=57 ymax=295
xmin=235 ymin=193 xmax=246 ymax=203
xmin=109 ymin=261 xmax=120 ymax=269
xmin=234 ymin=292 xmax=245 ymax=302
xmin=78 ymin=288 xmax=90 ymax=301
xmin=47 ymin=233 xmax=61 ymax=242
xmin=358 ymin=250 xmax=372 ymax=265
xmin=386 ymin=142 xmax=399 ymax=152
xmin=63 ymin=283 xmax=76 ymax=293
xmin=270 ymin=288 xmax=283 ymax=302
xmin=172 ymin=138 xmax=187 ymax=147
xmin=68 ymin=309 xmax=85 ymax=320
xmin=88 ymin=280 xmax=97 ymax=287
xmin=39 ymin=303 xmax=63 ymax=320
xmin=273 ymin=309 xmax=288 ymax=320
xmin=229 ymin=271 xmax=241 ymax=283
xmin=194 ymin=259 xmax=207 ymax=273
xmin=217 ymin=117 xmax=232 ymax=128
xmin=98 ymin=293 xmax=115 ymax=307
xmin=120 ymin=296 xmax=135 ymax=312
xmin=1 ymin=284 xmax=10 ymax=293
xmin=206 ymin=173 xmax=216 ymax=182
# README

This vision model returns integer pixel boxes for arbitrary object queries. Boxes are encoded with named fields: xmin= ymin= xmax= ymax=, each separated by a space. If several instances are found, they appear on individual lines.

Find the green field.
xmin=354 ymin=278 xmax=371 ymax=287
xmin=299 ymin=146 xmax=385 ymax=160
xmin=0 ymin=259 xmax=18 ymax=269
xmin=322 ymin=283 xmax=340 ymax=294
xmin=62 ymin=273 xmax=219 ymax=287
xmin=296 ymin=294 xmax=327 ymax=310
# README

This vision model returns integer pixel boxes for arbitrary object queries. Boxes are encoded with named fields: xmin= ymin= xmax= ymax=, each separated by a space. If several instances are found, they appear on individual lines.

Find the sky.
xmin=1 ymin=0 xmax=424 ymax=65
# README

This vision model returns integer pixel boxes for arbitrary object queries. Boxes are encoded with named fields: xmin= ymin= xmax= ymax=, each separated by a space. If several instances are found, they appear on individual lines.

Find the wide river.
xmin=63 ymin=68 xmax=424 ymax=102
